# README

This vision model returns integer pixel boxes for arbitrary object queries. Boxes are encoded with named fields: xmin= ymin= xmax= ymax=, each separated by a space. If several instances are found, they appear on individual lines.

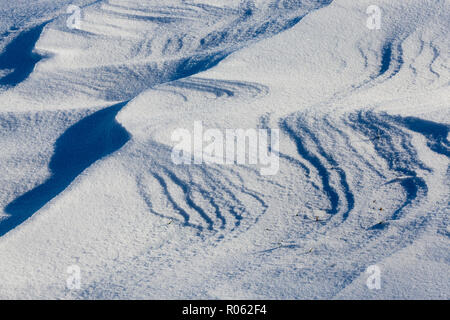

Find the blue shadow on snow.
xmin=1 ymin=101 xmax=130 ymax=237
xmin=0 ymin=22 xmax=48 ymax=87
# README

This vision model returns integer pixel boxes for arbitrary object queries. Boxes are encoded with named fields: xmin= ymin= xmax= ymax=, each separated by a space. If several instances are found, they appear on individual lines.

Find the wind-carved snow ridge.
xmin=0 ymin=0 xmax=330 ymax=236
xmin=1 ymin=101 xmax=130 ymax=237
xmin=5 ymin=0 xmax=332 ymax=104
xmin=281 ymin=116 xmax=353 ymax=220
xmin=0 ymin=0 xmax=448 ymax=299
xmin=266 ymin=109 xmax=448 ymax=297
xmin=279 ymin=108 xmax=448 ymax=231
xmin=394 ymin=116 xmax=450 ymax=157
xmin=130 ymin=141 xmax=269 ymax=240
xmin=348 ymin=111 xmax=430 ymax=224
xmin=348 ymin=2 xmax=449 ymax=96
xmin=166 ymin=77 xmax=269 ymax=99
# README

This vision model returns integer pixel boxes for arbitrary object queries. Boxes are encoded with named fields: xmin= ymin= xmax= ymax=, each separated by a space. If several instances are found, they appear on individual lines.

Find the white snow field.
xmin=0 ymin=0 xmax=448 ymax=299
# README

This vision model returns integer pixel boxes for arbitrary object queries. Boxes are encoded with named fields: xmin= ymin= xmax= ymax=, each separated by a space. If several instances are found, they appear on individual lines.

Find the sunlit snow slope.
xmin=0 ymin=0 xmax=448 ymax=299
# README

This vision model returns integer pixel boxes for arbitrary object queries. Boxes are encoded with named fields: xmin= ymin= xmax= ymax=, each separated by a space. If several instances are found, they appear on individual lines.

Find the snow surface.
xmin=0 ymin=0 xmax=448 ymax=299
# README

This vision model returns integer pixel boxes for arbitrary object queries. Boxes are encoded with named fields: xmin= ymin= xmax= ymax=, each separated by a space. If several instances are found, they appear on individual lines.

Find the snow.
xmin=0 ymin=0 xmax=448 ymax=299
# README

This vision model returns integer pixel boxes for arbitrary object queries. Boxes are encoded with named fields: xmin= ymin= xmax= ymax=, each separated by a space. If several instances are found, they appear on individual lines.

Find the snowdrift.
xmin=0 ymin=0 xmax=448 ymax=299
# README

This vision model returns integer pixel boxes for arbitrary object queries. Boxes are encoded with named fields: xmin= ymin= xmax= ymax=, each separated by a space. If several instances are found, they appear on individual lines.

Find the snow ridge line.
xmin=1 ymin=0 xmax=333 ymax=237
xmin=131 ymin=141 xmax=268 ymax=240
xmin=1 ymin=101 xmax=130 ymax=237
